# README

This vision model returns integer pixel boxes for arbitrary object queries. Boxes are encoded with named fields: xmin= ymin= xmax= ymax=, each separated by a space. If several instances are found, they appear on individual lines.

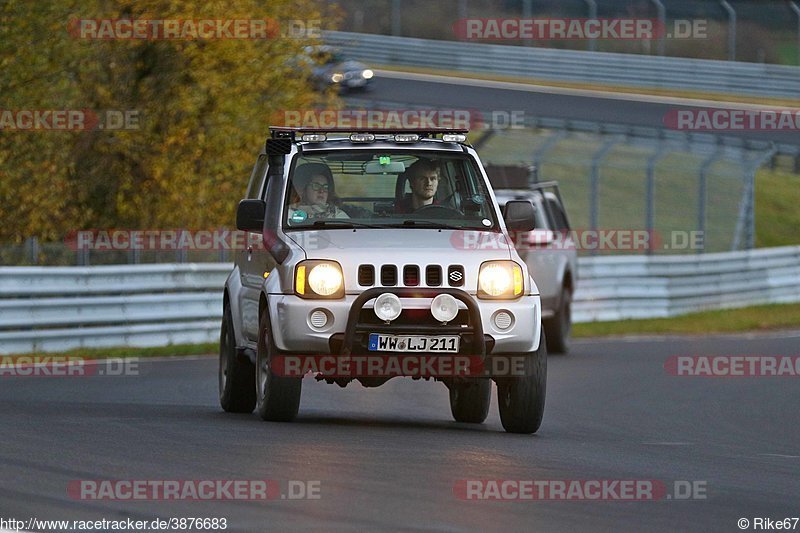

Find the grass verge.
xmin=573 ymin=303 xmax=800 ymax=338
xmin=3 ymin=343 xmax=218 ymax=360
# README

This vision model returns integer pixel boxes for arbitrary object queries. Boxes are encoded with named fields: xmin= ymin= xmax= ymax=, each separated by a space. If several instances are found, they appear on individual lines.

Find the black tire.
xmin=449 ymin=378 xmax=491 ymax=423
xmin=219 ymin=304 xmax=256 ymax=413
xmin=544 ymin=289 xmax=571 ymax=354
xmin=256 ymin=307 xmax=302 ymax=422
xmin=496 ymin=328 xmax=547 ymax=434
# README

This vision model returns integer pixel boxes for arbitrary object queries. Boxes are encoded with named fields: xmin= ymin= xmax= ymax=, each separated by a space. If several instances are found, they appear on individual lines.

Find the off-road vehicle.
xmin=219 ymin=127 xmax=547 ymax=433
xmin=493 ymin=183 xmax=576 ymax=354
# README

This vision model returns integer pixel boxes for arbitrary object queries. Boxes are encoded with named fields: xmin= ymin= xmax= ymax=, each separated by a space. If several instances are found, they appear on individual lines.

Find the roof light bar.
xmin=349 ymin=133 xmax=375 ymax=143
xmin=442 ymin=133 xmax=468 ymax=143
xmin=301 ymin=133 xmax=327 ymax=142
xmin=394 ymin=133 xmax=420 ymax=143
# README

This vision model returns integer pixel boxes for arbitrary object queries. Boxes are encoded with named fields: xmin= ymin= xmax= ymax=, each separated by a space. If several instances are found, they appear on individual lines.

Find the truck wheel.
xmin=256 ymin=307 xmax=302 ymax=422
xmin=449 ymin=378 xmax=491 ymax=423
xmin=544 ymin=289 xmax=571 ymax=354
xmin=496 ymin=329 xmax=547 ymax=434
xmin=219 ymin=303 xmax=256 ymax=413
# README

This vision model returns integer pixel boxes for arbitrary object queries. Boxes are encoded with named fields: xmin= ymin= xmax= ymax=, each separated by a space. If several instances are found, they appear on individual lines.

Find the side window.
xmin=546 ymin=198 xmax=569 ymax=231
xmin=532 ymin=201 xmax=548 ymax=229
xmin=245 ymin=155 xmax=269 ymax=199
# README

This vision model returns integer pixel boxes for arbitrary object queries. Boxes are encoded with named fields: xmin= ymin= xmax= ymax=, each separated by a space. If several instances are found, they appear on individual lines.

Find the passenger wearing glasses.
xmin=288 ymin=163 xmax=349 ymax=222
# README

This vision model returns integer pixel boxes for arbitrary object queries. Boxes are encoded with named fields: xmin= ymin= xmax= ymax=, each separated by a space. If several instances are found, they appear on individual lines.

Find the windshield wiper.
xmin=310 ymin=220 xmax=383 ymax=229
xmin=392 ymin=220 xmax=464 ymax=230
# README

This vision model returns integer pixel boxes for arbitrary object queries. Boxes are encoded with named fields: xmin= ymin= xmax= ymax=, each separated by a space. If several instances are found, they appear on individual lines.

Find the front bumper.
xmin=268 ymin=290 xmax=541 ymax=354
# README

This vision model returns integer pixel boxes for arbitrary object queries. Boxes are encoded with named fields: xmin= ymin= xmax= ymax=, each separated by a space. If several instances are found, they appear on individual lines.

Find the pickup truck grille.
xmin=357 ymin=264 xmax=463 ymax=288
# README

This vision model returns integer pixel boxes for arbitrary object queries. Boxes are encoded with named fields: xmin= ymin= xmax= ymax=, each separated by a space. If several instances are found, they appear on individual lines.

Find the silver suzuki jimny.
xmin=219 ymin=127 xmax=547 ymax=433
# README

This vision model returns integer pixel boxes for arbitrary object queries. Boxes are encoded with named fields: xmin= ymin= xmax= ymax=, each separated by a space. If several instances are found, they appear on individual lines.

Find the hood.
xmin=288 ymin=228 xmax=514 ymax=292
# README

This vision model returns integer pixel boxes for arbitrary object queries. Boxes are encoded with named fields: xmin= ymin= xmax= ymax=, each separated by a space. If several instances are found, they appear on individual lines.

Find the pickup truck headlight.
xmin=477 ymin=261 xmax=524 ymax=299
xmin=295 ymin=260 xmax=344 ymax=299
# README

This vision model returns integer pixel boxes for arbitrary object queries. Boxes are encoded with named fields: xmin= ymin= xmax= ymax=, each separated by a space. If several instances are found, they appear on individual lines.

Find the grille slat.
xmin=425 ymin=265 xmax=442 ymax=287
xmin=380 ymin=265 xmax=397 ymax=286
xmin=358 ymin=265 xmax=375 ymax=286
xmin=403 ymin=265 xmax=420 ymax=286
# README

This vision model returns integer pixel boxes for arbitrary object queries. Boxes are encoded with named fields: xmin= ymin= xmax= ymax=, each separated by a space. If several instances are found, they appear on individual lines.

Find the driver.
xmin=394 ymin=159 xmax=440 ymax=214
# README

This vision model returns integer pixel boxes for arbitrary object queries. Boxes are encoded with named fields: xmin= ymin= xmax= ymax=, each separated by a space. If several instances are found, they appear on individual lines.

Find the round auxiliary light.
xmin=374 ymin=293 xmax=402 ymax=322
xmin=309 ymin=310 xmax=328 ymax=329
xmin=493 ymin=310 xmax=513 ymax=331
xmin=431 ymin=294 xmax=459 ymax=323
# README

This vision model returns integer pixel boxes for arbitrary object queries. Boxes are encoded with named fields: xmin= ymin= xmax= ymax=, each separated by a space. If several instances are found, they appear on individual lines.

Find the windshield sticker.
xmin=290 ymin=210 xmax=308 ymax=224
xmin=481 ymin=218 xmax=492 ymax=226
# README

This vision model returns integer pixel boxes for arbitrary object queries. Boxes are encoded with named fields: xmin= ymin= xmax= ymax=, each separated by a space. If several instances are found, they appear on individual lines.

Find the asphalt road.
xmin=346 ymin=72 xmax=800 ymax=146
xmin=2 ymin=332 xmax=799 ymax=532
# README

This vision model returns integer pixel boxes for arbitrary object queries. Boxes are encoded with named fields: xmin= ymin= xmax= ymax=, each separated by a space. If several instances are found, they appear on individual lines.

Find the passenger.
xmin=288 ymin=163 xmax=349 ymax=221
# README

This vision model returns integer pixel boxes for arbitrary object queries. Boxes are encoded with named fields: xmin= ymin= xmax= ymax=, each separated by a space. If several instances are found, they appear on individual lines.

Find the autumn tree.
xmin=0 ymin=0 xmax=340 ymax=244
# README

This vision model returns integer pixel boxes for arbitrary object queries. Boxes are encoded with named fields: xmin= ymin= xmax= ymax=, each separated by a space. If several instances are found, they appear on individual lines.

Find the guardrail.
xmin=573 ymin=246 xmax=800 ymax=322
xmin=2 ymin=247 xmax=799 ymax=354
xmin=0 ymin=264 xmax=229 ymax=355
xmin=325 ymin=31 xmax=800 ymax=99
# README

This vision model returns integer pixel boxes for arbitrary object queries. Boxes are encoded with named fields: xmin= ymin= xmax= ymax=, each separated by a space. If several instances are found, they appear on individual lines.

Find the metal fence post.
xmin=650 ymin=0 xmax=666 ymax=56
xmin=720 ymin=0 xmax=737 ymax=61
xmin=790 ymin=1 xmax=800 ymax=66
xmin=697 ymin=145 xmax=724 ymax=254
xmin=25 ymin=236 xmax=39 ymax=265
xmin=732 ymin=145 xmax=777 ymax=250
xmin=391 ymin=0 xmax=401 ymax=36
xmin=531 ymin=128 xmax=569 ymax=186
xmin=522 ymin=0 xmax=532 ymax=47
xmin=585 ymin=0 xmax=597 ymax=52
xmin=589 ymin=137 xmax=623 ymax=246
xmin=645 ymin=142 xmax=671 ymax=255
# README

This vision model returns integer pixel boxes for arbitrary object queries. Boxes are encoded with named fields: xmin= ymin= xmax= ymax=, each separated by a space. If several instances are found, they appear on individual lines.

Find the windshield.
xmin=283 ymin=150 xmax=499 ymax=231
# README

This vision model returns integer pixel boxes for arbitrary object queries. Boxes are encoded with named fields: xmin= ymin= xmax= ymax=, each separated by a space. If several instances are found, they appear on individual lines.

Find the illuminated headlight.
xmin=330 ymin=72 xmax=344 ymax=83
xmin=374 ymin=293 xmax=402 ymax=322
xmin=478 ymin=261 xmax=524 ymax=299
xmin=295 ymin=261 xmax=344 ymax=299
xmin=361 ymin=69 xmax=374 ymax=79
xmin=431 ymin=294 xmax=459 ymax=323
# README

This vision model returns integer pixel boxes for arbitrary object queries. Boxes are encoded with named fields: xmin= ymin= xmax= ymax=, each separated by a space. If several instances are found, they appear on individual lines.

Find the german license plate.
xmin=368 ymin=333 xmax=460 ymax=353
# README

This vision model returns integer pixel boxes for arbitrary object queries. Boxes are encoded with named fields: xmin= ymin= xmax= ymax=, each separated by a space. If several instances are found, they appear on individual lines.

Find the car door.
xmin=238 ymin=154 xmax=272 ymax=343
xmin=523 ymin=194 xmax=562 ymax=311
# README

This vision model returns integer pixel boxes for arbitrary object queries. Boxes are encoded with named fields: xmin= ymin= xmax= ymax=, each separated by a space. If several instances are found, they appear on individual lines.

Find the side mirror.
xmin=503 ymin=200 xmax=536 ymax=232
xmin=236 ymin=199 xmax=266 ymax=232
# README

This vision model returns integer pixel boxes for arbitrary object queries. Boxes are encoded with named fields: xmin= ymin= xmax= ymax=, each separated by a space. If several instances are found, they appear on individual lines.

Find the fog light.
xmin=493 ymin=310 xmax=514 ymax=330
xmin=431 ymin=294 xmax=459 ymax=323
xmin=374 ymin=293 xmax=402 ymax=322
xmin=309 ymin=309 xmax=328 ymax=329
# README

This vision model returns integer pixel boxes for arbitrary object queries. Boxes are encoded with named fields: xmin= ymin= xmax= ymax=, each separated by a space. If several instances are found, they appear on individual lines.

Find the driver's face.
xmin=410 ymin=171 xmax=439 ymax=201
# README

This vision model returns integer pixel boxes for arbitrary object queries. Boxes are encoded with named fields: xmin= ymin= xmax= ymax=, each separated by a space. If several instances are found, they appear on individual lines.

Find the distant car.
xmin=493 ymin=183 xmax=577 ymax=354
xmin=303 ymin=45 xmax=374 ymax=92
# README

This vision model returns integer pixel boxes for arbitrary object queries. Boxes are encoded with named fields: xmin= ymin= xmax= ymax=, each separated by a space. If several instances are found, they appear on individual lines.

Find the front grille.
xmin=380 ymin=265 xmax=398 ymax=286
xmin=425 ymin=265 xmax=442 ymax=286
xmin=358 ymin=265 xmax=375 ymax=286
xmin=403 ymin=265 xmax=420 ymax=286
xmin=448 ymin=265 xmax=465 ymax=287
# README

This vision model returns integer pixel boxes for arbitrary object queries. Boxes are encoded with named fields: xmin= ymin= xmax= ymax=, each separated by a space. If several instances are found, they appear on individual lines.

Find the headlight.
xmin=478 ymin=261 xmax=524 ymax=299
xmin=361 ymin=69 xmax=374 ymax=79
xmin=295 ymin=261 xmax=344 ymax=299
xmin=330 ymin=72 xmax=344 ymax=83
